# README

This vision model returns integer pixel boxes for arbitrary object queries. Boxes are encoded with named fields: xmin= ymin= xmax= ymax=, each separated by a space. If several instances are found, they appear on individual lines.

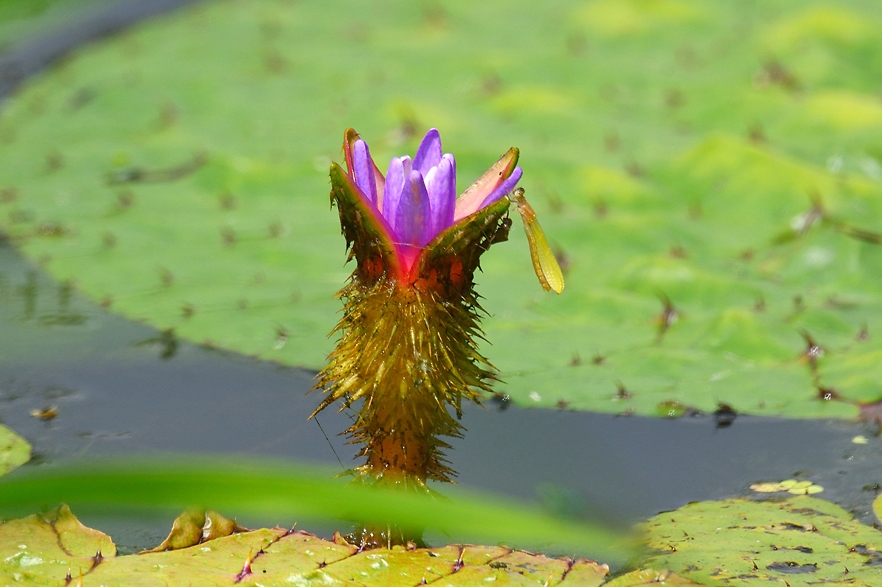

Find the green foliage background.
xmin=1 ymin=0 xmax=882 ymax=417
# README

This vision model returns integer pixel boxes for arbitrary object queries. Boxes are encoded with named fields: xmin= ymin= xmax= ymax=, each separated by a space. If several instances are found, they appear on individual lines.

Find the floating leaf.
xmin=749 ymin=479 xmax=824 ymax=495
xmin=2 ymin=0 xmax=882 ymax=417
xmin=642 ymin=495 xmax=882 ymax=586
xmin=0 ymin=504 xmax=612 ymax=586
xmin=0 ymin=504 xmax=115 ymax=586
xmin=0 ymin=425 xmax=30 ymax=478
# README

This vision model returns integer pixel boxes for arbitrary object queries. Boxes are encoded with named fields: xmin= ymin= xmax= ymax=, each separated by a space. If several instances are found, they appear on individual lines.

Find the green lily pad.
xmin=0 ymin=504 xmax=612 ymax=586
xmin=0 ymin=424 xmax=30 ymax=477
xmin=641 ymin=495 xmax=882 ymax=586
xmin=1 ymin=0 xmax=882 ymax=417
xmin=0 ymin=504 xmax=115 ymax=586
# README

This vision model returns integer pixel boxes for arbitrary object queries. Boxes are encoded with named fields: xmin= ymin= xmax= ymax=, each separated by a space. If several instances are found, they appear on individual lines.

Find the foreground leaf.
xmin=0 ymin=504 xmax=611 ymax=586
xmin=0 ymin=504 xmax=114 ymax=586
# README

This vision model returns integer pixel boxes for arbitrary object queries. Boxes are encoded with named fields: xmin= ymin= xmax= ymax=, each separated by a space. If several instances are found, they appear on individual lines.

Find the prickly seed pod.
xmin=314 ymin=128 xmax=562 ymax=493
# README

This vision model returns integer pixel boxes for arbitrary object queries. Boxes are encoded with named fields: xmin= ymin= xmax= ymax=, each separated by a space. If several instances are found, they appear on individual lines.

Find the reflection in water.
xmin=135 ymin=329 xmax=179 ymax=360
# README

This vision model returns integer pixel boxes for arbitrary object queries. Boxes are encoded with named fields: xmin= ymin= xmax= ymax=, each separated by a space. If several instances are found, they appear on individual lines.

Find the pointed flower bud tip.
xmin=339 ymin=128 xmax=522 ymax=274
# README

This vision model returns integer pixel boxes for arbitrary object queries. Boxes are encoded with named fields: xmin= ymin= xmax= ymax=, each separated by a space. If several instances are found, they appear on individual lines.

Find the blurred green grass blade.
xmin=0 ymin=457 xmax=631 ymax=561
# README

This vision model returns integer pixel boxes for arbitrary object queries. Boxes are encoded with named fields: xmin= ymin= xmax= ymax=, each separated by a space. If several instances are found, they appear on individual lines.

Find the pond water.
xmin=2 ymin=0 xmax=882 ymax=558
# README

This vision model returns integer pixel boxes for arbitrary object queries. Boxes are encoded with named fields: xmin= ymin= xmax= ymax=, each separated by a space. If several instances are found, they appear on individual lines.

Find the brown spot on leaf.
xmin=857 ymin=323 xmax=869 ymax=342
xmin=158 ymin=101 xmax=179 ymax=128
xmin=158 ymin=267 xmax=174 ymax=288
xmin=749 ymin=123 xmax=766 ymax=144
xmin=654 ymin=294 xmax=680 ymax=343
xmin=825 ymin=295 xmax=857 ymax=309
xmin=221 ymin=226 xmax=236 ymax=246
xmin=108 ymin=152 xmax=207 ymax=184
xmin=481 ymin=74 xmax=501 ymax=96
xmin=755 ymin=60 xmax=801 ymax=91
xmin=275 ymin=326 xmax=289 ymax=350
xmin=754 ymin=295 xmax=766 ymax=312
xmin=566 ymin=32 xmax=587 ymax=56
xmin=35 ymin=222 xmax=67 ymax=237
xmin=68 ymin=87 xmax=95 ymax=111
xmin=665 ymin=88 xmax=684 ymax=109
xmin=422 ymin=2 xmax=447 ymax=27
xmin=117 ymin=190 xmax=135 ymax=209
xmin=264 ymin=48 xmax=289 ymax=74
xmin=9 ymin=208 xmax=34 ymax=224
xmin=547 ymin=193 xmax=564 ymax=214
xmin=604 ymin=132 xmax=620 ymax=152
xmin=799 ymin=331 xmax=824 ymax=371
xmin=46 ymin=152 xmax=64 ymax=172
xmin=625 ymin=161 xmax=644 ymax=178
xmin=219 ymin=191 xmax=237 ymax=210
xmin=676 ymin=45 xmax=697 ymax=67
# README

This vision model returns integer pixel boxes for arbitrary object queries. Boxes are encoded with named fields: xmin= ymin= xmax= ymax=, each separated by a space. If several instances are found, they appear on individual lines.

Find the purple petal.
xmin=413 ymin=128 xmax=442 ymax=176
xmin=382 ymin=155 xmax=410 ymax=228
xmin=479 ymin=166 xmax=523 ymax=209
xmin=427 ymin=154 xmax=456 ymax=238
xmin=395 ymin=170 xmax=432 ymax=247
xmin=352 ymin=139 xmax=377 ymax=204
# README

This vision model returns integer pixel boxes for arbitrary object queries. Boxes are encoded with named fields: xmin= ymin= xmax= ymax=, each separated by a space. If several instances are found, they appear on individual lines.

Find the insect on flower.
xmin=510 ymin=187 xmax=565 ymax=294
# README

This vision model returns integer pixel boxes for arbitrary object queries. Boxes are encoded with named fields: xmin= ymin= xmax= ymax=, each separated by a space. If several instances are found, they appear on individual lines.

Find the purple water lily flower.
xmin=343 ymin=128 xmax=523 ymax=276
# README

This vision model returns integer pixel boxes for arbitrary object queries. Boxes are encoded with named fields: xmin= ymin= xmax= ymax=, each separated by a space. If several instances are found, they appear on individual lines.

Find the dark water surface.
xmin=2 ymin=0 xmax=882 ymax=556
